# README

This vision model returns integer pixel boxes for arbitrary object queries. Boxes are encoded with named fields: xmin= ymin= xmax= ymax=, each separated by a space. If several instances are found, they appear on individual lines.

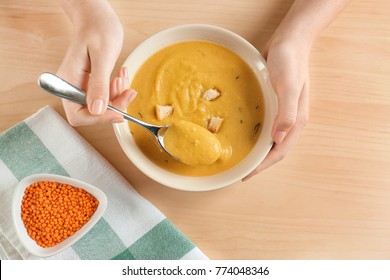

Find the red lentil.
xmin=21 ymin=181 xmax=99 ymax=248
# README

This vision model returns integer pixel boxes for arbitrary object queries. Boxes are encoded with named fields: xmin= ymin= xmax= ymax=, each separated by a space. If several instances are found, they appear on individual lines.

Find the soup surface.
xmin=163 ymin=120 xmax=222 ymax=166
xmin=127 ymin=41 xmax=264 ymax=176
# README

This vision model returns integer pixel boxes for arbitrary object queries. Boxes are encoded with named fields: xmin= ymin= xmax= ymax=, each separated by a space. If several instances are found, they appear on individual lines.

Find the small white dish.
xmin=12 ymin=174 xmax=107 ymax=258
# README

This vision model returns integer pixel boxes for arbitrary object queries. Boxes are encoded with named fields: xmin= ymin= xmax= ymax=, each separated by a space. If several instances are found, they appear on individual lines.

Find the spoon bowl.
xmin=37 ymin=73 xmax=175 ymax=159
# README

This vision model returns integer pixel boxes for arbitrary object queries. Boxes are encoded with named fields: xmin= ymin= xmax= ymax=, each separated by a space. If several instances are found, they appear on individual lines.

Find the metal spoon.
xmin=37 ymin=72 xmax=173 ymax=159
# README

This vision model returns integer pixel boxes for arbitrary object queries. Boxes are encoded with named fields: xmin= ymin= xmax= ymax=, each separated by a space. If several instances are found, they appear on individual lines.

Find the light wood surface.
xmin=1 ymin=0 xmax=390 ymax=259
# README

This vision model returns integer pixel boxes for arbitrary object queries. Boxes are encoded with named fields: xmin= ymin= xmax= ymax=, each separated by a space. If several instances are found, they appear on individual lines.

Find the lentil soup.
xmin=127 ymin=41 xmax=264 ymax=176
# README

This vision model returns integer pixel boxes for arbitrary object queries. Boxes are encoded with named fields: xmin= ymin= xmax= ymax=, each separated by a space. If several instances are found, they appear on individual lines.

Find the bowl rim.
xmin=12 ymin=174 xmax=107 ymax=257
xmin=113 ymin=23 xmax=277 ymax=191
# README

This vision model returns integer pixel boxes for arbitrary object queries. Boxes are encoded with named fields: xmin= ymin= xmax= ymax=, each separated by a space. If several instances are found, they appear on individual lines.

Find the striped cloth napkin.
xmin=0 ymin=106 xmax=207 ymax=260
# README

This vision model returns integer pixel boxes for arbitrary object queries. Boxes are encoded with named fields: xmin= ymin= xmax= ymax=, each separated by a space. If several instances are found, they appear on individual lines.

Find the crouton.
xmin=208 ymin=116 xmax=224 ymax=133
xmin=155 ymin=105 xmax=173 ymax=120
xmin=203 ymin=89 xmax=221 ymax=101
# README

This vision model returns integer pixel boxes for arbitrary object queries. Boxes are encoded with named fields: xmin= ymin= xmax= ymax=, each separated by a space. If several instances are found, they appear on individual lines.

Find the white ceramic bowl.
xmin=12 ymin=174 xmax=107 ymax=257
xmin=114 ymin=24 xmax=277 ymax=191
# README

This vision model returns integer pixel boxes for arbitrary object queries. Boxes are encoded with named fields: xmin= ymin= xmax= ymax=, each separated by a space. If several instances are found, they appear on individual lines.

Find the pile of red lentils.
xmin=21 ymin=181 xmax=99 ymax=248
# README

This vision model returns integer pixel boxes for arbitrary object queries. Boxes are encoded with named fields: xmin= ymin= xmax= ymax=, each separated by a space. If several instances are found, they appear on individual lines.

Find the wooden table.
xmin=1 ymin=0 xmax=390 ymax=259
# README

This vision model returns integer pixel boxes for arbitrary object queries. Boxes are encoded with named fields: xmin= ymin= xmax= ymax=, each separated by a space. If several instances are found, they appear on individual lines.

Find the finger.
xmin=243 ymin=124 xmax=301 ymax=181
xmin=64 ymin=95 xmax=134 ymax=126
xmin=110 ymin=66 xmax=130 ymax=99
xmin=261 ymin=87 xmax=308 ymax=172
xmin=242 ymin=124 xmax=300 ymax=181
xmin=62 ymin=78 xmax=127 ymax=126
xmin=243 ymin=83 xmax=309 ymax=181
xmin=112 ymin=88 xmax=138 ymax=111
xmin=61 ymin=99 xmax=103 ymax=126
xmin=69 ymin=77 xmax=135 ymax=126
xmin=110 ymin=77 xmax=121 ymax=100
xmin=117 ymin=76 xmax=130 ymax=95
xmin=86 ymin=51 xmax=116 ymax=116
xmin=57 ymin=45 xmax=92 ymax=126
xmin=119 ymin=67 xmax=130 ymax=92
xmin=68 ymin=88 xmax=138 ymax=126
xmin=63 ymin=105 xmax=123 ymax=126
xmin=118 ymin=66 xmax=128 ymax=79
xmin=272 ymin=81 xmax=301 ymax=144
xmin=90 ymin=88 xmax=137 ymax=124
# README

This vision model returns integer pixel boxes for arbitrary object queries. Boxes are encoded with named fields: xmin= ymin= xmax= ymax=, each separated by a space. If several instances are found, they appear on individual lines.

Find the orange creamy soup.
xmin=127 ymin=41 xmax=264 ymax=176
xmin=163 ymin=120 xmax=222 ymax=166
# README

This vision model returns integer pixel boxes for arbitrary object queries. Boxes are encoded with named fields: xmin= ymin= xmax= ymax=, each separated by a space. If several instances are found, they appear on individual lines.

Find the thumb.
xmin=86 ymin=54 xmax=115 ymax=115
xmin=272 ymin=87 xmax=299 ymax=144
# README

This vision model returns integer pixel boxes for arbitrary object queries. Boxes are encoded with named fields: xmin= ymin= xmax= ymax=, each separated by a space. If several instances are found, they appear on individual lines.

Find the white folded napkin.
xmin=0 ymin=106 xmax=207 ymax=260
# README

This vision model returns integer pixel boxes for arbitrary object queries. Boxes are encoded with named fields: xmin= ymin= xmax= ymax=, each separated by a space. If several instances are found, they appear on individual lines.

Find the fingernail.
xmin=123 ymin=67 xmax=129 ymax=79
xmin=274 ymin=131 xmax=287 ymax=144
xmin=116 ymin=77 xmax=123 ymax=93
xmin=128 ymin=89 xmax=138 ymax=103
xmin=123 ymin=77 xmax=130 ymax=90
xmin=242 ymin=176 xmax=250 ymax=182
xmin=242 ymin=168 xmax=260 ymax=182
xmin=119 ymin=67 xmax=125 ymax=77
xmin=243 ymin=173 xmax=256 ymax=182
xmin=91 ymin=99 xmax=105 ymax=115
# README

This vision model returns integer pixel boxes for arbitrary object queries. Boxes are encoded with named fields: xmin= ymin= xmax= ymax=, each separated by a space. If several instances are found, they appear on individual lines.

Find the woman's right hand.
xmin=57 ymin=0 xmax=136 ymax=126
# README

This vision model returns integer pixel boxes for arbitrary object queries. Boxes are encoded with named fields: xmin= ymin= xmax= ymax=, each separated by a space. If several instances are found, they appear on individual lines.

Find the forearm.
xmin=58 ymin=0 xmax=118 ymax=28
xmin=272 ymin=0 xmax=352 ymax=46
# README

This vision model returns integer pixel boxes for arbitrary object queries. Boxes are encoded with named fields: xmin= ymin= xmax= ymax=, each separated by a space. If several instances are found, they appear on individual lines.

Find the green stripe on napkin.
xmin=73 ymin=218 xmax=127 ymax=260
xmin=112 ymin=219 xmax=195 ymax=260
xmin=128 ymin=218 xmax=195 ymax=260
xmin=0 ymin=122 xmax=68 ymax=180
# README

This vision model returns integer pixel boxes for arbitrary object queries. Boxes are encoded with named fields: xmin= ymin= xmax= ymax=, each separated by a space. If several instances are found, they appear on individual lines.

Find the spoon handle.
xmin=38 ymin=73 xmax=161 ymax=134
xmin=38 ymin=72 xmax=87 ymax=105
